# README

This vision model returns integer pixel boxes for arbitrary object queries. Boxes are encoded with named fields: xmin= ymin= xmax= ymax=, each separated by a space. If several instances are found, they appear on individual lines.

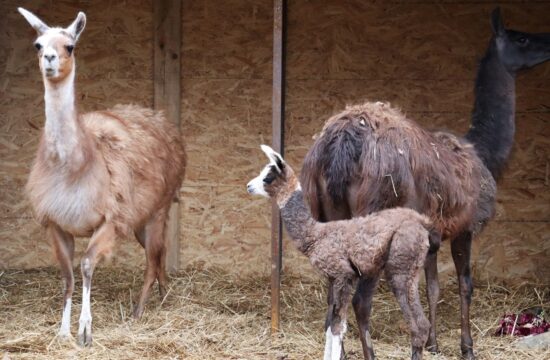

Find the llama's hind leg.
xmin=424 ymin=248 xmax=440 ymax=353
xmin=49 ymin=224 xmax=75 ymax=338
xmin=407 ymin=272 xmax=430 ymax=360
xmin=78 ymin=222 xmax=116 ymax=347
xmin=133 ymin=209 xmax=168 ymax=319
xmin=386 ymin=270 xmax=427 ymax=360
xmin=325 ymin=278 xmax=353 ymax=360
xmin=135 ymin=225 xmax=166 ymax=299
xmin=451 ymin=231 xmax=475 ymax=360
xmin=352 ymin=275 xmax=380 ymax=360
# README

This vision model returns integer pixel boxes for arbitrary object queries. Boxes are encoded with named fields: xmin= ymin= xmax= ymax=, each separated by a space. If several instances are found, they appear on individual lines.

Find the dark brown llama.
xmin=300 ymin=8 xmax=550 ymax=360
xmin=248 ymin=145 xmax=439 ymax=360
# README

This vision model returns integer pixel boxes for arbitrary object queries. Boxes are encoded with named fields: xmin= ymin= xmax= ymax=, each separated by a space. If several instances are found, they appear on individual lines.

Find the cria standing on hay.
xmin=247 ymin=145 xmax=440 ymax=360
xmin=18 ymin=8 xmax=186 ymax=346
xmin=300 ymin=8 xmax=550 ymax=360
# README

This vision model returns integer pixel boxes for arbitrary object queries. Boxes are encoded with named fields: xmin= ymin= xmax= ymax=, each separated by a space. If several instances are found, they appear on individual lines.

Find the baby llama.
xmin=247 ymin=145 xmax=439 ymax=360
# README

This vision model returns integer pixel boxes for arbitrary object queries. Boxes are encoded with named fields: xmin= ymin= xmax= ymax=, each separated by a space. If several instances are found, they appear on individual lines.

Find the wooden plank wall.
xmin=0 ymin=0 xmax=548 ymax=282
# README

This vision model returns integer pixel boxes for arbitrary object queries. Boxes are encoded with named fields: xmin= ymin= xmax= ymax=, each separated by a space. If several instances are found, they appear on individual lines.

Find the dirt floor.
xmin=0 ymin=264 xmax=549 ymax=359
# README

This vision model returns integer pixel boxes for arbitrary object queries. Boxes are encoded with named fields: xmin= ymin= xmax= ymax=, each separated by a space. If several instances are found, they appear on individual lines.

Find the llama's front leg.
xmin=324 ymin=279 xmax=352 ymax=360
xmin=424 ymin=248 xmax=440 ymax=353
xmin=49 ymin=224 xmax=75 ymax=338
xmin=451 ymin=232 xmax=475 ymax=360
xmin=352 ymin=276 xmax=380 ymax=360
xmin=77 ymin=223 xmax=116 ymax=346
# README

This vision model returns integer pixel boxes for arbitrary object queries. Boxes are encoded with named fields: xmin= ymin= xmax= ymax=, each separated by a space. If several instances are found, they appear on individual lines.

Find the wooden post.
xmin=271 ymin=0 xmax=286 ymax=334
xmin=153 ymin=0 xmax=182 ymax=273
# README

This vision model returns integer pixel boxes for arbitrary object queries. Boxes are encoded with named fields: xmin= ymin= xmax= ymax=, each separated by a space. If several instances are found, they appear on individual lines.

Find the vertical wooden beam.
xmin=271 ymin=0 xmax=286 ymax=334
xmin=154 ymin=0 xmax=182 ymax=273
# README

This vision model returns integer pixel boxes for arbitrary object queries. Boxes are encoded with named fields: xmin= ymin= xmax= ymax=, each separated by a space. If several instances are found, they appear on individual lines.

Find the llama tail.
xmin=301 ymin=121 xmax=363 ymax=208
xmin=418 ymin=215 xmax=440 ymax=254
xmin=428 ymin=229 xmax=441 ymax=254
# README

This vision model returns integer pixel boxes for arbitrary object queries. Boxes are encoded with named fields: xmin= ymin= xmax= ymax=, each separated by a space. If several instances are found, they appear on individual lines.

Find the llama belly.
xmin=28 ymin=171 xmax=105 ymax=236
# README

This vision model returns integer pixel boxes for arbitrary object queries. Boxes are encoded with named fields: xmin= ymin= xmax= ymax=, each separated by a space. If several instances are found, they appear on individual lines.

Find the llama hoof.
xmin=77 ymin=319 xmax=92 ymax=347
xmin=411 ymin=346 xmax=423 ymax=360
xmin=461 ymin=350 xmax=475 ymax=360
xmin=425 ymin=341 xmax=439 ymax=354
xmin=77 ymin=328 xmax=92 ymax=347
xmin=132 ymin=304 xmax=144 ymax=319
xmin=159 ymin=285 xmax=167 ymax=299
xmin=57 ymin=330 xmax=72 ymax=341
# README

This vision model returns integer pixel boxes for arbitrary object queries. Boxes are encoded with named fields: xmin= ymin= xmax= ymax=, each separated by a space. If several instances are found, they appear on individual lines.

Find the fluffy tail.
xmin=301 ymin=121 xmax=363 ymax=219
xmin=428 ymin=230 xmax=441 ymax=254
xmin=417 ymin=215 xmax=440 ymax=254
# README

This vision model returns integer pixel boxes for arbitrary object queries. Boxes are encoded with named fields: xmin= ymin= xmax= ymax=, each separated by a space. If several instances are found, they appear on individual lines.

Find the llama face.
xmin=247 ymin=145 xmax=286 ymax=198
xmin=491 ymin=7 xmax=550 ymax=71
xmin=18 ymin=8 xmax=86 ymax=82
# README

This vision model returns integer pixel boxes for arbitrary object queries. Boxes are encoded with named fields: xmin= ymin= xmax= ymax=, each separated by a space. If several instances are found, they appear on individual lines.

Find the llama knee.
xmin=81 ymin=257 xmax=94 ymax=279
xmin=412 ymin=319 xmax=430 ymax=349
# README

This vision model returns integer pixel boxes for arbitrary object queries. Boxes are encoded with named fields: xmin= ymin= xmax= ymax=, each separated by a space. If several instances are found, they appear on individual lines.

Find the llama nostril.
xmin=44 ymin=54 xmax=56 ymax=62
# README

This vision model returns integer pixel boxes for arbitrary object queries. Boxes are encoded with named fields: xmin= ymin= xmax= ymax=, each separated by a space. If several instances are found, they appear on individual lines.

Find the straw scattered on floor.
xmin=0 ymin=265 xmax=549 ymax=359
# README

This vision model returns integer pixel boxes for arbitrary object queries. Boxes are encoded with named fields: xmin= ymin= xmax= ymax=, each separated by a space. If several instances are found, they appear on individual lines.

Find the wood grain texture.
xmin=153 ymin=0 xmax=182 ymax=272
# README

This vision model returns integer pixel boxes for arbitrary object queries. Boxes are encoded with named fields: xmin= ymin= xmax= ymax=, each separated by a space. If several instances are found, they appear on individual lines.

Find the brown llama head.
xmin=247 ymin=145 xmax=299 ymax=207
xmin=18 ymin=8 xmax=86 ymax=83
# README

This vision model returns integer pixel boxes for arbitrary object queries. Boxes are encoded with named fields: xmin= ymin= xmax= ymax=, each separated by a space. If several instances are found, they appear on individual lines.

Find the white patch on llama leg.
xmin=323 ymin=326 xmax=333 ymax=360
xmin=59 ymin=297 xmax=72 ymax=337
xmin=78 ymin=285 xmax=92 ymax=345
xmin=365 ymin=329 xmax=373 ymax=349
xmin=330 ymin=321 xmax=347 ymax=360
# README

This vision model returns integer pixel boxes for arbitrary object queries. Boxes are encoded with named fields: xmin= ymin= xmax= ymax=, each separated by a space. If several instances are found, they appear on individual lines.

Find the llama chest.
xmin=27 ymin=166 xmax=105 ymax=235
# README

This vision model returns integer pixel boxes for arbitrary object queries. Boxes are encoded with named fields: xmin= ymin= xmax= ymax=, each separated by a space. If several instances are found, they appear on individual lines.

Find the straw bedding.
xmin=0 ymin=264 xmax=548 ymax=359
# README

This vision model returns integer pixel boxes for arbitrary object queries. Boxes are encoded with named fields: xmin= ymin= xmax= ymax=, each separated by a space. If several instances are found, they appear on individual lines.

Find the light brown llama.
xmin=18 ymin=8 xmax=186 ymax=346
xmin=247 ymin=145 xmax=438 ymax=360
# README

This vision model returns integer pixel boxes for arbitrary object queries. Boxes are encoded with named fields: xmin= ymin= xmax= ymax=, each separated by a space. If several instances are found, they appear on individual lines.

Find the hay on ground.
xmin=0 ymin=265 xmax=549 ymax=359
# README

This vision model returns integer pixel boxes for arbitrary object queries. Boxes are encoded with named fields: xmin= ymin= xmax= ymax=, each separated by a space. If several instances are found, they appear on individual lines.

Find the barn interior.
xmin=1 ymin=0 xmax=549 ymax=359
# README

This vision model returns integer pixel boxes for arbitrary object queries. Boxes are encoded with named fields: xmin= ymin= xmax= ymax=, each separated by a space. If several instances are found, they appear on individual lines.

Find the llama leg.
xmin=136 ymin=224 xmax=167 ymax=298
xmin=451 ymin=232 xmax=475 ymax=360
xmin=134 ymin=210 xmax=168 ymax=318
xmin=77 ymin=223 xmax=116 ymax=347
xmin=352 ymin=276 xmax=380 ymax=360
xmin=323 ymin=278 xmax=335 ymax=359
xmin=387 ymin=271 xmax=422 ymax=360
xmin=49 ymin=224 xmax=75 ymax=338
xmin=407 ymin=272 xmax=430 ymax=360
xmin=325 ymin=279 xmax=352 ymax=360
xmin=424 ymin=249 xmax=440 ymax=353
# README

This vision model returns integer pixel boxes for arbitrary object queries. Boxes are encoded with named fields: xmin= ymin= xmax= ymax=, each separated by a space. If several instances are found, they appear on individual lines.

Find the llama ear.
xmin=66 ymin=12 xmax=86 ymax=42
xmin=18 ymin=8 xmax=50 ymax=35
xmin=260 ymin=145 xmax=285 ymax=173
xmin=490 ymin=7 xmax=505 ymax=36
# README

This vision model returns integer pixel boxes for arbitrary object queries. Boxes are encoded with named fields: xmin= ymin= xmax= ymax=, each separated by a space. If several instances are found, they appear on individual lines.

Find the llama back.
xmin=301 ymin=101 xmax=482 ymax=238
xmin=82 ymin=104 xmax=186 ymax=235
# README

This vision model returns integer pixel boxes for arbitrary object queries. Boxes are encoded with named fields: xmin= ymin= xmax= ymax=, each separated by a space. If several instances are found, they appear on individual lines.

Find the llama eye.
xmin=66 ymin=45 xmax=75 ymax=55
xmin=517 ymin=37 xmax=528 ymax=45
xmin=263 ymin=170 xmax=277 ymax=184
xmin=34 ymin=43 xmax=42 ymax=51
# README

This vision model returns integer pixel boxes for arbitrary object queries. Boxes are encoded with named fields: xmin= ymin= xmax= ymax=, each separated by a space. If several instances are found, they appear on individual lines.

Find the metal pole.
xmin=271 ymin=0 xmax=286 ymax=334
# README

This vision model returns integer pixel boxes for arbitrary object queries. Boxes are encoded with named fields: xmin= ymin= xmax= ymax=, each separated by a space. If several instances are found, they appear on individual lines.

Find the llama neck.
xmin=279 ymin=189 xmax=318 ymax=254
xmin=465 ymin=39 xmax=516 ymax=179
xmin=42 ymin=67 xmax=84 ymax=165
